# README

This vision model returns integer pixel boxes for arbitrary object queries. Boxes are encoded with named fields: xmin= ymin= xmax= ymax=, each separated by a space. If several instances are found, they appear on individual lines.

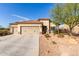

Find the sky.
xmin=0 ymin=3 xmax=55 ymax=27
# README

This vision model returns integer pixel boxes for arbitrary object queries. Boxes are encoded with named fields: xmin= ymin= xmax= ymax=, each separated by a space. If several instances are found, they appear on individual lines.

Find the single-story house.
xmin=10 ymin=18 xmax=55 ymax=34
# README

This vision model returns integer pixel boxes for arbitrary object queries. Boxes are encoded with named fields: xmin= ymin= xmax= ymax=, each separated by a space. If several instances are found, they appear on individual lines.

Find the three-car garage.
xmin=10 ymin=23 xmax=42 ymax=35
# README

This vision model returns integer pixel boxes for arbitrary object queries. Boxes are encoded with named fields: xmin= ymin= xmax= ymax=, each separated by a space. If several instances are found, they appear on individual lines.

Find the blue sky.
xmin=0 ymin=3 xmax=55 ymax=27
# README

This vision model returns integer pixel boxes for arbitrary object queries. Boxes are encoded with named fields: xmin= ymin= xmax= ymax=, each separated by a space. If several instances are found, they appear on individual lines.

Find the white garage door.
xmin=21 ymin=26 xmax=40 ymax=34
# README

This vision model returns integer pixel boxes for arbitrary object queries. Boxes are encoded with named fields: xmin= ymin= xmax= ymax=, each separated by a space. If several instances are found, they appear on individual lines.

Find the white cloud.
xmin=12 ymin=14 xmax=31 ymax=20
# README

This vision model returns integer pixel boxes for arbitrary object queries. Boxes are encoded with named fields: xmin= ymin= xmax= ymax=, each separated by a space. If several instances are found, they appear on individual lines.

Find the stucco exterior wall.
xmin=10 ymin=24 xmax=42 ymax=34
xmin=50 ymin=23 xmax=56 ymax=27
xmin=10 ymin=25 xmax=18 ymax=33
xmin=40 ymin=20 xmax=50 ymax=33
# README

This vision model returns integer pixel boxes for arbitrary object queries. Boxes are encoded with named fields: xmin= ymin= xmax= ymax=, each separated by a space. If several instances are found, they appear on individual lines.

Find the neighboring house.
xmin=10 ymin=18 xmax=55 ymax=34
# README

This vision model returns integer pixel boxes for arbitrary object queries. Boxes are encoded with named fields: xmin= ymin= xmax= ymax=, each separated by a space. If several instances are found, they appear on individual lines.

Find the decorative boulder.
xmin=72 ymin=25 xmax=79 ymax=35
xmin=58 ymin=24 xmax=70 ymax=33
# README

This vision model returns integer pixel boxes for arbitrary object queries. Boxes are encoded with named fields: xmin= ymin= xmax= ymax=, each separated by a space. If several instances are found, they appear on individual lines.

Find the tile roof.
xmin=10 ymin=20 xmax=42 ymax=25
xmin=10 ymin=18 xmax=49 ymax=25
xmin=38 ymin=18 xmax=49 ymax=21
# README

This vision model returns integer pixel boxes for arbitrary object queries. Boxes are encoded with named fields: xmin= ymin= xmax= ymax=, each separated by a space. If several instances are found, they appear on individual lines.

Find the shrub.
xmin=53 ymin=30 xmax=58 ymax=34
xmin=0 ymin=28 xmax=11 ymax=36
xmin=45 ymin=34 xmax=50 ymax=38
xmin=57 ymin=33 xmax=64 ymax=38
xmin=52 ymin=41 xmax=57 ymax=44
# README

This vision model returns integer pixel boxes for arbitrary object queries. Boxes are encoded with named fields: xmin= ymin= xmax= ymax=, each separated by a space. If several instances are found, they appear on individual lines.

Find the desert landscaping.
xmin=39 ymin=3 xmax=79 ymax=56
xmin=40 ymin=33 xmax=79 ymax=56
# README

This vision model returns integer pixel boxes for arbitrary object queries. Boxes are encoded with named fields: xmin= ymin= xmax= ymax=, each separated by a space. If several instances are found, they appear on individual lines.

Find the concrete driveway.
xmin=0 ymin=33 xmax=39 ymax=56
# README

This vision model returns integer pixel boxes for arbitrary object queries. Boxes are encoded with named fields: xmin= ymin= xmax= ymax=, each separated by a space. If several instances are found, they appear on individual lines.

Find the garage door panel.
xmin=21 ymin=26 xmax=40 ymax=34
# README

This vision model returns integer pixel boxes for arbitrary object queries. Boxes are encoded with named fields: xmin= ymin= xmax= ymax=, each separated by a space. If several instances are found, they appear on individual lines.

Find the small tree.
xmin=51 ymin=3 xmax=79 ymax=34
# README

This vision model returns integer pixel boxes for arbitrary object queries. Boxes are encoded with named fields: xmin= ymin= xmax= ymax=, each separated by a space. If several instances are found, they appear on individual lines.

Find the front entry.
xmin=42 ymin=26 xmax=47 ymax=34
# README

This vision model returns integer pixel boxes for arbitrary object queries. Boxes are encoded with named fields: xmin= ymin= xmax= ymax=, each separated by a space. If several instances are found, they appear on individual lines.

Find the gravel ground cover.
xmin=40 ymin=33 xmax=79 ymax=56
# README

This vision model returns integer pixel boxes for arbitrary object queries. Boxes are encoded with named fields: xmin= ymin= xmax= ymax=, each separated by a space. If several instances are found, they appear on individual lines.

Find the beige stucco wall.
xmin=10 ymin=25 xmax=18 ymax=33
xmin=10 ymin=24 xmax=42 ymax=34
xmin=50 ymin=23 xmax=56 ymax=27
xmin=40 ymin=20 xmax=50 ymax=33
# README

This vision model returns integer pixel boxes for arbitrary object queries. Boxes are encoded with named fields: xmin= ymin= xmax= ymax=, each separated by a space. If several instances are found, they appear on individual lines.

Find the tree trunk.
xmin=69 ymin=27 xmax=75 ymax=36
